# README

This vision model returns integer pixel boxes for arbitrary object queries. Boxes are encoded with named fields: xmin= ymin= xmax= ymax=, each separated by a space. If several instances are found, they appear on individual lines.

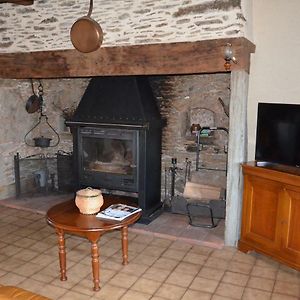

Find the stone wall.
xmin=149 ymin=74 xmax=230 ymax=199
xmin=0 ymin=78 xmax=89 ymax=199
xmin=0 ymin=0 xmax=246 ymax=53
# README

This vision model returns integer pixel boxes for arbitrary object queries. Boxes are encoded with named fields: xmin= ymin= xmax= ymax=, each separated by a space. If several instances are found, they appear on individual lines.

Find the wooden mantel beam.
xmin=0 ymin=37 xmax=255 ymax=79
xmin=0 ymin=0 xmax=34 ymax=5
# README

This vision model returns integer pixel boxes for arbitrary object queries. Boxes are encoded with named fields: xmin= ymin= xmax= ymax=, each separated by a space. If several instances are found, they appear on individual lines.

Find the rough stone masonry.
xmin=0 ymin=0 xmax=246 ymax=53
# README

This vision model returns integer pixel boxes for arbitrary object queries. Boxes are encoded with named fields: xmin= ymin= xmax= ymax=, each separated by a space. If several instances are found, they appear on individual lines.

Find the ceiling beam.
xmin=0 ymin=37 xmax=255 ymax=79
xmin=0 ymin=0 xmax=34 ymax=5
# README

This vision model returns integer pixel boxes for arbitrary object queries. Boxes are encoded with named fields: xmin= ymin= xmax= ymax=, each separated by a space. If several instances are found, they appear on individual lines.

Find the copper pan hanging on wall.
xmin=70 ymin=0 xmax=103 ymax=53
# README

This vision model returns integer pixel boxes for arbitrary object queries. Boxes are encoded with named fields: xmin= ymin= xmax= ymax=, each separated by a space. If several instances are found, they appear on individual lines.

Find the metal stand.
xmin=187 ymin=126 xmax=228 ymax=228
xmin=186 ymin=195 xmax=225 ymax=228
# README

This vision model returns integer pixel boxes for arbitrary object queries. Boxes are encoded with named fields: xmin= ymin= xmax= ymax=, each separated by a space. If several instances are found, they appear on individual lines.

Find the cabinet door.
xmin=241 ymin=175 xmax=282 ymax=250
xmin=280 ymin=187 xmax=300 ymax=263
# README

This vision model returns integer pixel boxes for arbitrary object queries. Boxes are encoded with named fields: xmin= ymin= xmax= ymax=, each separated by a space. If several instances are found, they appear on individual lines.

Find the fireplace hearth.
xmin=67 ymin=76 xmax=163 ymax=223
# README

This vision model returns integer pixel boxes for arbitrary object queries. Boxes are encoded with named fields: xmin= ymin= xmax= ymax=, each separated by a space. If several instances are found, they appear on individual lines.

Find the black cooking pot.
xmin=33 ymin=136 xmax=52 ymax=148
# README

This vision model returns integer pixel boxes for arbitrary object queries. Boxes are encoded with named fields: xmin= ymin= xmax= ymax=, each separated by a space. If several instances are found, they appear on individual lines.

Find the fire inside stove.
xmin=82 ymin=136 xmax=134 ymax=175
xmin=77 ymin=127 xmax=138 ymax=192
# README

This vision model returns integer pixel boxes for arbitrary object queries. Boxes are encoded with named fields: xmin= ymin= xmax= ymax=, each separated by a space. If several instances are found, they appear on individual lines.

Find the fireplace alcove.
xmin=0 ymin=37 xmax=255 ymax=246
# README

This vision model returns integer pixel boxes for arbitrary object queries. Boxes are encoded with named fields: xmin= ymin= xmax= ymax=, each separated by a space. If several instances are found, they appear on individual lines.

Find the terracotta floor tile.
xmin=109 ymin=272 xmax=138 ymax=289
xmin=143 ymin=245 xmax=167 ymax=257
xmin=166 ymin=271 xmax=195 ymax=288
xmin=271 ymin=293 xmax=299 ymax=300
xmin=0 ymin=257 xmax=26 ymax=272
xmin=51 ymin=274 xmax=82 ymax=290
xmin=133 ymin=234 xmax=154 ymax=245
xmin=126 ymin=241 xmax=148 ymax=253
xmin=0 ymin=244 xmax=23 ymax=256
xmin=204 ymin=257 xmax=230 ymax=270
xmin=169 ymin=240 xmax=193 ymax=252
xmin=0 ymin=272 xmax=26 ymax=285
xmin=152 ymin=257 xmax=179 ymax=271
xmin=251 ymin=266 xmax=277 ymax=280
xmin=0 ymin=234 xmax=21 ymax=244
xmin=30 ymin=272 xmax=54 ymax=284
xmin=58 ymin=290 xmax=91 ymax=300
xmin=155 ymin=283 xmax=186 ymax=300
xmin=211 ymin=248 xmax=235 ymax=260
xmin=273 ymin=280 xmax=300 ymax=298
xmin=162 ymin=248 xmax=187 ymax=261
xmin=13 ymin=248 xmax=39 ymax=261
xmin=189 ymin=244 xmax=214 ymax=256
xmin=98 ymin=268 xmax=117 ymax=284
xmin=255 ymin=255 xmax=279 ymax=269
xmin=222 ymin=271 xmax=249 ymax=286
xmin=120 ymin=262 xmax=149 ymax=276
xmin=198 ymin=266 xmax=225 ymax=281
xmin=67 ymin=262 xmax=93 ymax=279
xmin=131 ymin=277 xmax=162 ymax=294
xmin=182 ymin=252 xmax=207 ymax=265
xmin=181 ymin=289 xmax=212 ymax=300
xmin=18 ymin=278 xmax=48 ymax=295
xmin=142 ymin=266 xmax=171 ymax=282
xmin=39 ymin=284 xmax=68 ymax=299
xmin=242 ymin=287 xmax=271 ymax=300
xmin=232 ymin=251 xmax=256 ymax=265
xmin=189 ymin=276 xmax=219 ymax=293
xmin=212 ymin=295 xmax=237 ymax=300
xmin=215 ymin=282 xmax=244 ymax=299
xmin=98 ymin=245 xmax=119 ymax=257
xmin=30 ymin=253 xmax=59 ymax=266
xmin=174 ymin=261 xmax=202 ymax=276
xmin=92 ymin=284 xmax=126 ymax=300
xmin=247 ymin=276 xmax=274 ymax=292
xmin=101 ymin=259 xmax=124 ymax=272
xmin=120 ymin=289 xmax=152 ymax=300
xmin=29 ymin=241 xmax=52 ymax=253
xmin=227 ymin=261 xmax=253 ymax=275
xmin=70 ymin=277 xmax=97 ymax=296
xmin=133 ymin=253 xmax=158 ymax=266
xmin=276 ymin=268 xmax=300 ymax=284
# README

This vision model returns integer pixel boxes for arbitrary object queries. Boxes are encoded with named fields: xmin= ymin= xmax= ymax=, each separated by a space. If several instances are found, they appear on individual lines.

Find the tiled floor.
xmin=0 ymin=205 xmax=299 ymax=299
xmin=0 ymin=194 xmax=225 ymax=248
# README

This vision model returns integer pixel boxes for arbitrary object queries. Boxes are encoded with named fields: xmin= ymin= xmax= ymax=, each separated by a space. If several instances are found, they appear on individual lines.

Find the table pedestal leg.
xmin=56 ymin=229 xmax=67 ymax=281
xmin=91 ymin=241 xmax=100 ymax=291
xmin=121 ymin=226 xmax=128 ymax=265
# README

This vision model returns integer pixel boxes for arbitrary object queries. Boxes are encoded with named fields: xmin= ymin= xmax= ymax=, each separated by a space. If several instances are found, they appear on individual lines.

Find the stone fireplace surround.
xmin=0 ymin=37 xmax=254 ymax=247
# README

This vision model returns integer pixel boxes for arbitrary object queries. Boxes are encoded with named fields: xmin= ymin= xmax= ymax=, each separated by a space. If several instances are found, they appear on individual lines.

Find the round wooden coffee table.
xmin=46 ymin=195 xmax=141 ymax=291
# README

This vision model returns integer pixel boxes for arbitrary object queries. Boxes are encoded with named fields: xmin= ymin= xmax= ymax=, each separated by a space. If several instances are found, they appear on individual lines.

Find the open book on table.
xmin=96 ymin=204 xmax=142 ymax=221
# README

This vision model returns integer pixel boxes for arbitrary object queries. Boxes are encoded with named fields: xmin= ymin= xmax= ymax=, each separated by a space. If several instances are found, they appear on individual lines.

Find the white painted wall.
xmin=247 ymin=0 xmax=300 ymax=160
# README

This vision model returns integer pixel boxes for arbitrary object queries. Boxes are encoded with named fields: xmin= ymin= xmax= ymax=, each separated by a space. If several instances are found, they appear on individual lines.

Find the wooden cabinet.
xmin=239 ymin=162 xmax=300 ymax=270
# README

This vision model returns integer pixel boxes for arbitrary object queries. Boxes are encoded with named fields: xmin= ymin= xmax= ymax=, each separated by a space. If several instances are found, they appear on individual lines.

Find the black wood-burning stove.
xmin=67 ymin=76 xmax=162 ymax=223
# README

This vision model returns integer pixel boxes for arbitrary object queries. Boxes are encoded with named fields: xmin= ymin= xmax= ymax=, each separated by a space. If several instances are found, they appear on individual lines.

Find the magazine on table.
xmin=96 ymin=204 xmax=142 ymax=221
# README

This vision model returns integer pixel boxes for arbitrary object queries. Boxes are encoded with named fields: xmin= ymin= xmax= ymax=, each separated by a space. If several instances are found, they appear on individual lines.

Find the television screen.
xmin=255 ymin=102 xmax=300 ymax=167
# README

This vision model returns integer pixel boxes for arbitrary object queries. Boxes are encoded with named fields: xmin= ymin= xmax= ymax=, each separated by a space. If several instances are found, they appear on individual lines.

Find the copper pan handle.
xmin=87 ymin=0 xmax=93 ymax=17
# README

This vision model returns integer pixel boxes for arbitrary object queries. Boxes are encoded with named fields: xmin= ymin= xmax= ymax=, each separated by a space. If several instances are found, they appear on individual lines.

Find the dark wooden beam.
xmin=0 ymin=0 xmax=34 ymax=5
xmin=0 ymin=37 xmax=255 ymax=79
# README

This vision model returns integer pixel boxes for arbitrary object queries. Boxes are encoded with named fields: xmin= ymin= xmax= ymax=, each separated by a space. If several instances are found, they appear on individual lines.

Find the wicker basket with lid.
xmin=75 ymin=187 xmax=104 ymax=214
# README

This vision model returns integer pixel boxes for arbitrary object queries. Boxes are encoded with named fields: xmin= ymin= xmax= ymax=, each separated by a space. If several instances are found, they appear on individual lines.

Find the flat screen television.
xmin=255 ymin=102 xmax=300 ymax=168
